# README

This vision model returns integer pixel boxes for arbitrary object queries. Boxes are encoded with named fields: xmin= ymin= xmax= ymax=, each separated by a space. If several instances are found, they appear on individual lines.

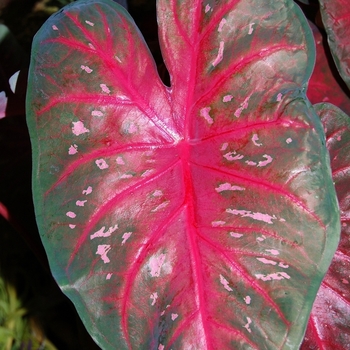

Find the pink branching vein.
xmin=194 ymin=43 xmax=304 ymax=108
xmin=164 ymin=310 xmax=199 ymax=348
xmin=197 ymin=232 xmax=290 ymax=325
xmin=49 ymin=10 xmax=178 ymax=142
xmin=192 ymin=162 xmax=326 ymax=229
xmin=170 ymin=0 xmax=192 ymax=47
xmin=120 ymin=204 xmax=185 ymax=350
xmin=199 ymin=1 xmax=240 ymax=41
xmin=65 ymin=157 xmax=181 ymax=269
xmin=209 ymin=319 xmax=260 ymax=349
xmin=45 ymin=143 xmax=172 ymax=196
xmin=194 ymin=118 xmax=293 ymax=143
xmin=36 ymin=94 xmax=133 ymax=116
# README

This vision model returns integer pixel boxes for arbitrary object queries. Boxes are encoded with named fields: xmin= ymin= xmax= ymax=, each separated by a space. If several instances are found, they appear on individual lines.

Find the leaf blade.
xmin=26 ymin=0 xmax=340 ymax=349
xmin=302 ymin=103 xmax=350 ymax=350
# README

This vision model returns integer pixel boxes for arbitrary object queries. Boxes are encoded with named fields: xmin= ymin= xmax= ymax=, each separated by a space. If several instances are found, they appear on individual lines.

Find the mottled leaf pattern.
xmin=302 ymin=103 xmax=350 ymax=350
xmin=26 ymin=0 xmax=340 ymax=349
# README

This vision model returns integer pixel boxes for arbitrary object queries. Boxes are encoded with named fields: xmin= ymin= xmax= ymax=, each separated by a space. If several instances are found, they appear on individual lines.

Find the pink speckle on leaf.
xmin=95 ymin=159 xmax=109 ymax=169
xmin=255 ymin=272 xmax=291 ymax=281
xmin=88 ymin=43 xmax=96 ymax=50
xmin=277 ymin=93 xmax=283 ymax=101
xmin=158 ymin=344 xmax=164 ymax=350
xmin=90 ymin=225 xmax=118 ymax=240
xmin=220 ymin=142 xmax=228 ymax=151
xmin=245 ymin=160 xmax=257 ymax=166
xmin=85 ymin=20 xmax=94 ymax=26
xmin=96 ymin=245 xmax=111 ymax=263
xmin=224 ymin=151 xmax=244 ymax=161
xmin=265 ymin=249 xmax=279 ymax=255
xmin=257 ymin=258 xmax=277 ymax=265
xmin=244 ymin=296 xmax=251 ymax=305
xmin=66 ymin=211 xmax=76 ymax=218
xmin=116 ymin=156 xmax=125 ymax=165
xmin=68 ymin=144 xmax=78 ymax=155
xmin=244 ymin=317 xmax=252 ymax=333
xmin=72 ymin=121 xmax=90 ymax=136
xmin=150 ymin=292 xmax=158 ymax=306
xmin=76 ymin=200 xmax=87 ymax=207
xmin=258 ymin=154 xmax=273 ymax=167
xmin=243 ymin=97 xmax=250 ymax=108
xmin=171 ymin=313 xmax=178 ymax=321
xmin=337 ymin=135 xmax=342 ymax=141
xmin=223 ymin=95 xmax=233 ymax=102
xmin=69 ymin=224 xmax=76 ymax=229
xmin=121 ymin=232 xmax=132 ymax=245
xmin=212 ymin=41 xmax=225 ymax=67
xmin=52 ymin=25 xmax=58 ymax=30
xmin=215 ymin=183 xmax=245 ymax=192
xmin=278 ymin=262 xmax=289 ymax=269
xmin=286 ymin=138 xmax=292 ymax=144
xmin=81 ymin=65 xmax=93 ymax=73
xmin=121 ymin=174 xmax=133 ymax=179
xmin=218 ymin=18 xmax=226 ymax=32
xmin=106 ymin=273 xmax=113 ymax=280
xmin=252 ymin=134 xmax=262 ymax=146
xmin=230 ymin=232 xmax=243 ymax=238
xmin=153 ymin=190 xmax=163 ymax=197
xmin=220 ymin=275 xmax=233 ymax=291
xmin=100 ymin=84 xmax=110 ymax=94
xmin=226 ymin=208 xmax=276 ymax=224
xmin=234 ymin=96 xmax=250 ymax=117
xmin=234 ymin=107 xmax=243 ymax=118
xmin=205 ymin=4 xmax=211 ymax=13
xmin=82 ymin=186 xmax=92 ymax=195
xmin=211 ymin=221 xmax=226 ymax=227
xmin=92 ymin=110 xmax=103 ymax=117
xmin=200 ymin=107 xmax=213 ymax=124
xmin=149 ymin=254 xmax=166 ymax=277
xmin=257 ymin=235 xmax=266 ymax=242
xmin=248 ymin=22 xmax=255 ymax=35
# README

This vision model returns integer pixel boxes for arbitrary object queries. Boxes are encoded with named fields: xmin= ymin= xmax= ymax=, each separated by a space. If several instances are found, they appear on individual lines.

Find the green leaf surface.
xmin=302 ymin=103 xmax=350 ymax=349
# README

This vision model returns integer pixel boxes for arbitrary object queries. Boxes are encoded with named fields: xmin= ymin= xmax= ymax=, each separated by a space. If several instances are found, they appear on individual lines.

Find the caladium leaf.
xmin=26 ymin=0 xmax=340 ymax=349
xmin=302 ymin=103 xmax=350 ymax=350
xmin=319 ymin=0 xmax=350 ymax=89
xmin=307 ymin=21 xmax=350 ymax=116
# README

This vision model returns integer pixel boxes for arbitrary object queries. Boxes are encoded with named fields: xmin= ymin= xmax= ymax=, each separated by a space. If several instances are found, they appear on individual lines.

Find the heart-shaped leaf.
xmin=302 ymin=103 xmax=350 ymax=349
xmin=26 ymin=0 xmax=340 ymax=348
xmin=319 ymin=0 xmax=350 ymax=89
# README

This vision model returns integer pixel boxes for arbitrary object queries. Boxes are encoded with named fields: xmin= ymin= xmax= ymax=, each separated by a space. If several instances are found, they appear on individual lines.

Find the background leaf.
xmin=26 ymin=0 xmax=340 ymax=348
xmin=319 ymin=0 xmax=350 ymax=89
xmin=307 ymin=21 xmax=350 ymax=116
xmin=302 ymin=103 xmax=350 ymax=350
